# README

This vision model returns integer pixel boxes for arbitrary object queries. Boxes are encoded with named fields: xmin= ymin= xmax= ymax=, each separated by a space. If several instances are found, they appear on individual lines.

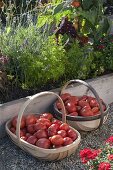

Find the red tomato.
xmin=86 ymin=96 xmax=95 ymax=102
xmin=59 ymin=123 xmax=70 ymax=131
xmin=57 ymin=130 xmax=67 ymax=138
xmin=90 ymin=99 xmax=99 ymax=108
xmin=50 ymin=135 xmax=64 ymax=145
xmin=11 ymin=116 xmax=26 ymax=129
xmin=37 ymin=118 xmax=51 ymax=128
xmin=52 ymin=119 xmax=62 ymax=125
xmin=34 ymin=129 xmax=48 ymax=139
xmin=65 ymin=96 xmax=78 ymax=105
xmin=60 ymin=93 xmax=71 ymax=102
xmin=70 ymin=96 xmax=79 ymax=102
xmin=63 ymin=137 xmax=73 ymax=146
xmin=34 ymin=122 xmax=46 ymax=131
xmin=82 ymin=105 xmax=91 ymax=111
xmin=21 ymin=128 xmax=27 ymax=134
xmin=26 ymin=136 xmax=37 ymax=145
xmin=79 ymin=95 xmax=88 ymax=101
xmin=10 ymin=127 xmax=16 ymax=134
xmin=40 ymin=113 xmax=53 ymax=121
xmin=56 ymin=100 xmax=62 ymax=110
xmin=48 ymin=124 xmax=58 ymax=137
xmin=80 ymin=108 xmax=93 ymax=117
xmin=80 ymin=105 xmax=91 ymax=114
xmin=20 ymin=130 xmax=26 ymax=137
xmin=26 ymin=133 xmax=31 ymax=138
xmin=36 ymin=138 xmax=51 ymax=149
xmin=67 ymin=129 xmax=77 ymax=141
xmin=66 ymin=102 xmax=76 ymax=113
xmin=78 ymin=100 xmax=90 ymax=108
xmin=51 ymin=123 xmax=60 ymax=130
xmin=76 ymin=106 xmax=82 ymax=112
xmin=92 ymin=107 xmax=99 ymax=114
xmin=27 ymin=124 xmax=35 ymax=134
xmin=69 ymin=112 xmax=78 ymax=116
xmin=26 ymin=115 xmax=37 ymax=126
xmin=20 ymin=136 xmax=28 ymax=141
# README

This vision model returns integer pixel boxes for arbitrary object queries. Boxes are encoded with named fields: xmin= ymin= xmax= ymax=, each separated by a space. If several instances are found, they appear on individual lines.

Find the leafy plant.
xmin=48 ymin=0 xmax=110 ymax=41
xmin=64 ymin=42 xmax=93 ymax=80
xmin=0 ymin=25 xmax=66 ymax=88
xmin=94 ymin=34 xmax=113 ymax=72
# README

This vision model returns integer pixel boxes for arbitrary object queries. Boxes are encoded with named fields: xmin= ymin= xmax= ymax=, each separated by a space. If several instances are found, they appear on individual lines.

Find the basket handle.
xmin=16 ymin=91 xmax=66 ymax=143
xmin=60 ymin=79 xmax=104 ymax=128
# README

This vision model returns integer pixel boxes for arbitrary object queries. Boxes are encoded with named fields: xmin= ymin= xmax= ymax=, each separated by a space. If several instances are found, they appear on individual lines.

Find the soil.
xmin=0 ymin=79 xmax=62 ymax=104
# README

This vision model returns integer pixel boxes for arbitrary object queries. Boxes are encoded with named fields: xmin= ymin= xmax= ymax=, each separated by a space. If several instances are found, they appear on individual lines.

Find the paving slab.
xmin=0 ymin=104 xmax=113 ymax=170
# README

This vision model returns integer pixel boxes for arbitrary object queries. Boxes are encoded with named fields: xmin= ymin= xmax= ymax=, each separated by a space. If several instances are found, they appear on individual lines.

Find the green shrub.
xmin=94 ymin=34 xmax=113 ymax=72
xmin=64 ymin=42 xmax=93 ymax=80
xmin=0 ymin=26 xmax=66 ymax=88
xmin=89 ymin=51 xmax=105 ymax=77
xmin=63 ymin=41 xmax=108 ymax=80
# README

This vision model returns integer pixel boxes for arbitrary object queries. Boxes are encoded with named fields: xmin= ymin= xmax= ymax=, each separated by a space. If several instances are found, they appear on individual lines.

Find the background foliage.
xmin=0 ymin=0 xmax=113 ymax=103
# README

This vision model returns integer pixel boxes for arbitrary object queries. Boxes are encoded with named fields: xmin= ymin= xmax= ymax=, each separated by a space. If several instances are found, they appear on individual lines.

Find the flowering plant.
xmin=80 ymin=136 xmax=113 ymax=170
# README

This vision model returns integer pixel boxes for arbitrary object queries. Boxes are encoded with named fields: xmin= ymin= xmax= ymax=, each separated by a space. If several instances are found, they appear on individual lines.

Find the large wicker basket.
xmin=5 ymin=91 xmax=81 ymax=161
xmin=53 ymin=80 xmax=109 ymax=131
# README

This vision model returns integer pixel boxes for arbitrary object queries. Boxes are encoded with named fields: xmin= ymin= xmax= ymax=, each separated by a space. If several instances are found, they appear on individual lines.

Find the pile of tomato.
xmin=10 ymin=113 xmax=78 ymax=149
xmin=56 ymin=93 xmax=106 ymax=117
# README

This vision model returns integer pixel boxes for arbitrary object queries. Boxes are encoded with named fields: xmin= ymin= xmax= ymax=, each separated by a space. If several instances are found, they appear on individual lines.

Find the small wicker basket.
xmin=53 ymin=80 xmax=109 ymax=131
xmin=5 ymin=91 xmax=81 ymax=161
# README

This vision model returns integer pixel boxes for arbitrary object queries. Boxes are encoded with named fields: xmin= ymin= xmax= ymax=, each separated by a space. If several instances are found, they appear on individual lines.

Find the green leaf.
xmin=37 ymin=15 xmax=53 ymax=28
xmin=53 ymin=2 xmax=65 ymax=15
xmin=78 ymin=7 xmax=99 ymax=26
xmin=82 ymin=0 xmax=94 ymax=10
xmin=101 ymin=18 xmax=110 ymax=34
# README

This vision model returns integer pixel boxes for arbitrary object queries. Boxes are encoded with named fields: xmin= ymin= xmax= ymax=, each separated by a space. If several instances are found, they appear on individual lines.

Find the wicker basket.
xmin=53 ymin=80 xmax=110 ymax=131
xmin=5 ymin=91 xmax=81 ymax=161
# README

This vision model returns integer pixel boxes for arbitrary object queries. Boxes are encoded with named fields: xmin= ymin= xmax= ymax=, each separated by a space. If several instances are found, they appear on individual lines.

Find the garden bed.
xmin=0 ymin=103 xmax=113 ymax=170
xmin=1 ymin=0 xmax=113 ymax=105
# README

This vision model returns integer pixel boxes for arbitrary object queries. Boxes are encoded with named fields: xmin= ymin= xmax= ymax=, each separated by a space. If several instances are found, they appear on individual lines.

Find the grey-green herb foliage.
xmin=0 ymin=25 xmax=66 ymax=88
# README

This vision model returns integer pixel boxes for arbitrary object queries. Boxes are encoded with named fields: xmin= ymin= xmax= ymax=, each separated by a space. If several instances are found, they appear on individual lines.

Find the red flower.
xmin=80 ymin=148 xmax=92 ymax=157
xmin=80 ymin=148 xmax=99 ymax=164
xmin=80 ymin=148 xmax=92 ymax=164
xmin=106 ymin=136 xmax=113 ymax=143
xmin=108 ymin=154 xmax=113 ymax=161
xmin=87 ymin=149 xmax=100 ymax=159
xmin=98 ymin=162 xmax=111 ymax=170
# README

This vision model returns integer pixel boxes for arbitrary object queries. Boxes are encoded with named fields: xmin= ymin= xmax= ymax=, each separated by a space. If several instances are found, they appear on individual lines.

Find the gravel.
xmin=0 ymin=104 xmax=113 ymax=170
